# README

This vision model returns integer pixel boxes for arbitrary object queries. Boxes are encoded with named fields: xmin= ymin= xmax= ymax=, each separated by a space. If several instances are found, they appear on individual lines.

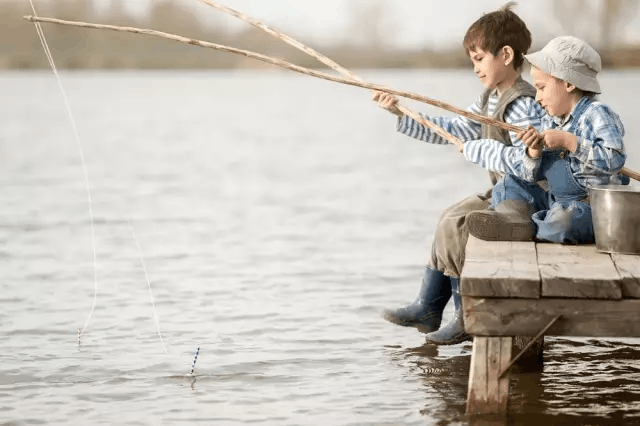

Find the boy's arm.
xmin=567 ymin=104 xmax=626 ymax=177
xmin=396 ymin=95 xmax=483 ymax=145
xmin=463 ymin=138 xmax=541 ymax=181
xmin=462 ymin=97 xmax=546 ymax=181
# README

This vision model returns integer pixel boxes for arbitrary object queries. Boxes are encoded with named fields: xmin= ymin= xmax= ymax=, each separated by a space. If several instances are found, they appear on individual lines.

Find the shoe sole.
xmin=381 ymin=311 xmax=440 ymax=334
xmin=381 ymin=311 xmax=417 ymax=327
xmin=415 ymin=323 xmax=440 ymax=334
xmin=424 ymin=333 xmax=472 ymax=345
xmin=467 ymin=212 xmax=533 ymax=242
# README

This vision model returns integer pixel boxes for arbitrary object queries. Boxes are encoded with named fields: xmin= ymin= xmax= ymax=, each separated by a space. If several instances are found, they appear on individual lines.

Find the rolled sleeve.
xmin=568 ymin=136 xmax=587 ymax=162
xmin=521 ymin=151 xmax=541 ymax=181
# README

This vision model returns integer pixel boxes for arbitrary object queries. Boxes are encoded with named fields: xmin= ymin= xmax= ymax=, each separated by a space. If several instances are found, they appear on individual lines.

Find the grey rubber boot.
xmin=466 ymin=199 xmax=536 ymax=242
xmin=382 ymin=267 xmax=452 ymax=334
xmin=423 ymin=277 xmax=471 ymax=345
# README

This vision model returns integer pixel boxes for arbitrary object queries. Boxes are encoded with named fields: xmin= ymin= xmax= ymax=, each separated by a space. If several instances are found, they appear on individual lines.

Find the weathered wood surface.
xmin=461 ymin=237 xmax=540 ymax=298
xmin=612 ymin=253 xmax=640 ymax=298
xmin=463 ymin=297 xmax=640 ymax=337
xmin=537 ymin=244 xmax=622 ymax=299
xmin=461 ymin=239 xmax=640 ymax=416
xmin=467 ymin=337 xmax=513 ymax=416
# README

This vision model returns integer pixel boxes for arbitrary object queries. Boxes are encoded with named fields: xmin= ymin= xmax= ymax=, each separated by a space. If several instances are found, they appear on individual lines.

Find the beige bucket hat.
xmin=525 ymin=36 xmax=601 ymax=94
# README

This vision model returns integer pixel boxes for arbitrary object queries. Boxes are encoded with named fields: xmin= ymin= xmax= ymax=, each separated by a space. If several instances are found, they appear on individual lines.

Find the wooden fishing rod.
xmin=21 ymin=17 xmax=505 ymax=139
xmin=204 ymin=2 xmax=640 ymax=184
xmin=23 ymin=15 xmax=640 ymax=182
xmin=196 ymin=0 xmax=464 ymax=150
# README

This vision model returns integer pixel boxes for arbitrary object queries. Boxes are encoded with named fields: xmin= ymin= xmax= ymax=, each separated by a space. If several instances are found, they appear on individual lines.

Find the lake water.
xmin=2 ymin=69 xmax=640 ymax=425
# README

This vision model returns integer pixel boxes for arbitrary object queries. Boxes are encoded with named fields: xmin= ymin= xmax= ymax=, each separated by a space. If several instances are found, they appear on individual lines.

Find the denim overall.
xmin=491 ymin=101 xmax=595 ymax=244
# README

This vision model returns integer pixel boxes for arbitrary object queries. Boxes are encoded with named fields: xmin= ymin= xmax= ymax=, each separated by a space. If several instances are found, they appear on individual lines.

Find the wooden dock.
xmin=461 ymin=235 xmax=640 ymax=415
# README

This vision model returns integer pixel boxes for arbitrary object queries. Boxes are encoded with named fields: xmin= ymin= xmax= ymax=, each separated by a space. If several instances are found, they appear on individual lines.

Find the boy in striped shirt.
xmin=465 ymin=36 xmax=628 ymax=244
xmin=373 ymin=3 xmax=546 ymax=345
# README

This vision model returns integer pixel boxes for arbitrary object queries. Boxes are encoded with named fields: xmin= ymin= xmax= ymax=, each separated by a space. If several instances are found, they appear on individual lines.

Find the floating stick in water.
xmin=77 ymin=328 xmax=81 ymax=345
xmin=189 ymin=347 xmax=200 ymax=376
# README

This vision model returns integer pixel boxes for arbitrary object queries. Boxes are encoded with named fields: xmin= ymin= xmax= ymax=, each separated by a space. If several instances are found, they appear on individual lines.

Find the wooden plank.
xmin=487 ymin=337 xmax=512 ymax=409
xmin=612 ymin=253 xmax=640 ymax=298
xmin=461 ymin=236 xmax=540 ymax=298
xmin=467 ymin=336 xmax=512 ymax=415
xmin=536 ymin=243 xmax=622 ymax=299
xmin=463 ymin=297 xmax=640 ymax=337
xmin=467 ymin=337 xmax=488 ymax=416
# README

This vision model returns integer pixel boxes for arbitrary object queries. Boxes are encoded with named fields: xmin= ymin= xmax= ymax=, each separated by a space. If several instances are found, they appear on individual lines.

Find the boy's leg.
xmin=423 ymin=181 xmax=540 ymax=345
xmin=430 ymin=189 xmax=492 ymax=277
xmin=382 ymin=191 xmax=492 ymax=334
xmin=423 ymin=276 xmax=469 ymax=345
xmin=490 ymin=174 xmax=548 ymax=210
xmin=381 ymin=266 xmax=451 ymax=332
xmin=533 ymin=200 xmax=594 ymax=244
xmin=466 ymin=175 xmax=547 ymax=242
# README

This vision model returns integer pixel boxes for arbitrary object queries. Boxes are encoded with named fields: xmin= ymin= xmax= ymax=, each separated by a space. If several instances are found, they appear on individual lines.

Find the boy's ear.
xmin=565 ymin=82 xmax=577 ymax=93
xmin=502 ymin=46 xmax=514 ymax=66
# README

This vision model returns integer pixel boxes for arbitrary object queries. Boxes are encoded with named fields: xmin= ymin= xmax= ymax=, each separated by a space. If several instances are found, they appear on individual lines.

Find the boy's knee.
xmin=492 ymin=175 xmax=536 ymax=206
xmin=534 ymin=203 xmax=594 ymax=244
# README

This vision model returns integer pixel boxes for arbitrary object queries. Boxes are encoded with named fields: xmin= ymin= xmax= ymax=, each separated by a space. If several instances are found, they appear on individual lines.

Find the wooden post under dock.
xmin=461 ymin=236 xmax=640 ymax=416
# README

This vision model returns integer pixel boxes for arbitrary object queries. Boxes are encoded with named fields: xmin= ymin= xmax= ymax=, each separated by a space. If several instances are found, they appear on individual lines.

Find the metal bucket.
xmin=589 ymin=185 xmax=640 ymax=255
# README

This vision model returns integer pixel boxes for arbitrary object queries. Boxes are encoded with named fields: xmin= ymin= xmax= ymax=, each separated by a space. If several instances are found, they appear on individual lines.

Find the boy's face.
xmin=530 ymin=66 xmax=574 ymax=117
xmin=468 ymin=47 xmax=510 ymax=90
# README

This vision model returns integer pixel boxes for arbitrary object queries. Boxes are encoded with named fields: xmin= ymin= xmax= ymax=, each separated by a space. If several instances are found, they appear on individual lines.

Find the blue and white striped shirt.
xmin=466 ymin=96 xmax=628 ymax=188
xmin=397 ymin=92 xmax=546 ymax=176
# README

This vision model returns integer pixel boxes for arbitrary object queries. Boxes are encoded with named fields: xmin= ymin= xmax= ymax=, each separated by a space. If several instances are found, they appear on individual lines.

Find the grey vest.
xmin=478 ymin=76 xmax=537 ymax=185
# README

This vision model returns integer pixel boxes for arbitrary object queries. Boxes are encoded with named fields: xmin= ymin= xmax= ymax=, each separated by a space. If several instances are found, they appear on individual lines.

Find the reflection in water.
xmin=533 ymin=338 xmax=640 ymax=424
xmin=389 ymin=338 xmax=640 ymax=426
xmin=2 ymin=70 xmax=640 ymax=425
xmin=386 ymin=342 xmax=471 ymax=423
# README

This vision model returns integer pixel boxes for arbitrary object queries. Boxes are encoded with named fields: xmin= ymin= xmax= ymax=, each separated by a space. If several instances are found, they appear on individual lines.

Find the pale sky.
xmin=89 ymin=0 xmax=640 ymax=49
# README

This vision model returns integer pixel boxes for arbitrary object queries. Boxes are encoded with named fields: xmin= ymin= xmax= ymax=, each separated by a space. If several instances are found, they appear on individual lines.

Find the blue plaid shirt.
xmin=464 ymin=96 xmax=628 ymax=188
xmin=519 ymin=96 xmax=628 ymax=187
xmin=397 ymin=92 xmax=546 ymax=176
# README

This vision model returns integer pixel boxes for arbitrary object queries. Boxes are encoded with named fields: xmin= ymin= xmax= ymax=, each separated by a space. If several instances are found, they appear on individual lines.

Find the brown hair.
xmin=463 ymin=2 xmax=532 ymax=69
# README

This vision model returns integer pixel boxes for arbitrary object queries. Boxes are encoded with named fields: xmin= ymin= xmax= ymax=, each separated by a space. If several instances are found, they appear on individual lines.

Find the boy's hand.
xmin=517 ymin=126 xmax=543 ymax=159
xmin=372 ymin=90 xmax=402 ymax=117
xmin=541 ymin=130 xmax=578 ymax=152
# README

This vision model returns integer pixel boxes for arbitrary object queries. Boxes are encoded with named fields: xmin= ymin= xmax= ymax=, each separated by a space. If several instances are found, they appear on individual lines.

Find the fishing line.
xmin=28 ymin=2 xmax=167 ymax=354
xmin=128 ymin=218 xmax=167 ymax=354
xmin=28 ymin=0 xmax=99 ymax=338
xmin=28 ymin=3 xmax=204 ymax=368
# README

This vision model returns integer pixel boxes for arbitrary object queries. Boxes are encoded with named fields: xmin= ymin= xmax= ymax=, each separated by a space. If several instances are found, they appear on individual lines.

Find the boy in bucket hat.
xmin=465 ymin=36 xmax=629 ymax=244
xmin=372 ymin=3 xmax=546 ymax=345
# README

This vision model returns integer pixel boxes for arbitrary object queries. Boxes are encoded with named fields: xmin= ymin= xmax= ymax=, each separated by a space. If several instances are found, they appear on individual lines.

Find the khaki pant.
xmin=428 ymin=188 xmax=493 ymax=277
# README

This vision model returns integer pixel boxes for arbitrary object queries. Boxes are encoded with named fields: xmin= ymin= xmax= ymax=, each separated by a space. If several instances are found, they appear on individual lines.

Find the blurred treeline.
xmin=3 ymin=0 xmax=640 ymax=69
xmin=5 ymin=0 xmax=464 ymax=69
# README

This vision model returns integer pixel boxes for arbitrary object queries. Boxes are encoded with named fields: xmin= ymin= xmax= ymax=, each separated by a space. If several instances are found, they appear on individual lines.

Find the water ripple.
xmin=1 ymin=70 xmax=640 ymax=426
